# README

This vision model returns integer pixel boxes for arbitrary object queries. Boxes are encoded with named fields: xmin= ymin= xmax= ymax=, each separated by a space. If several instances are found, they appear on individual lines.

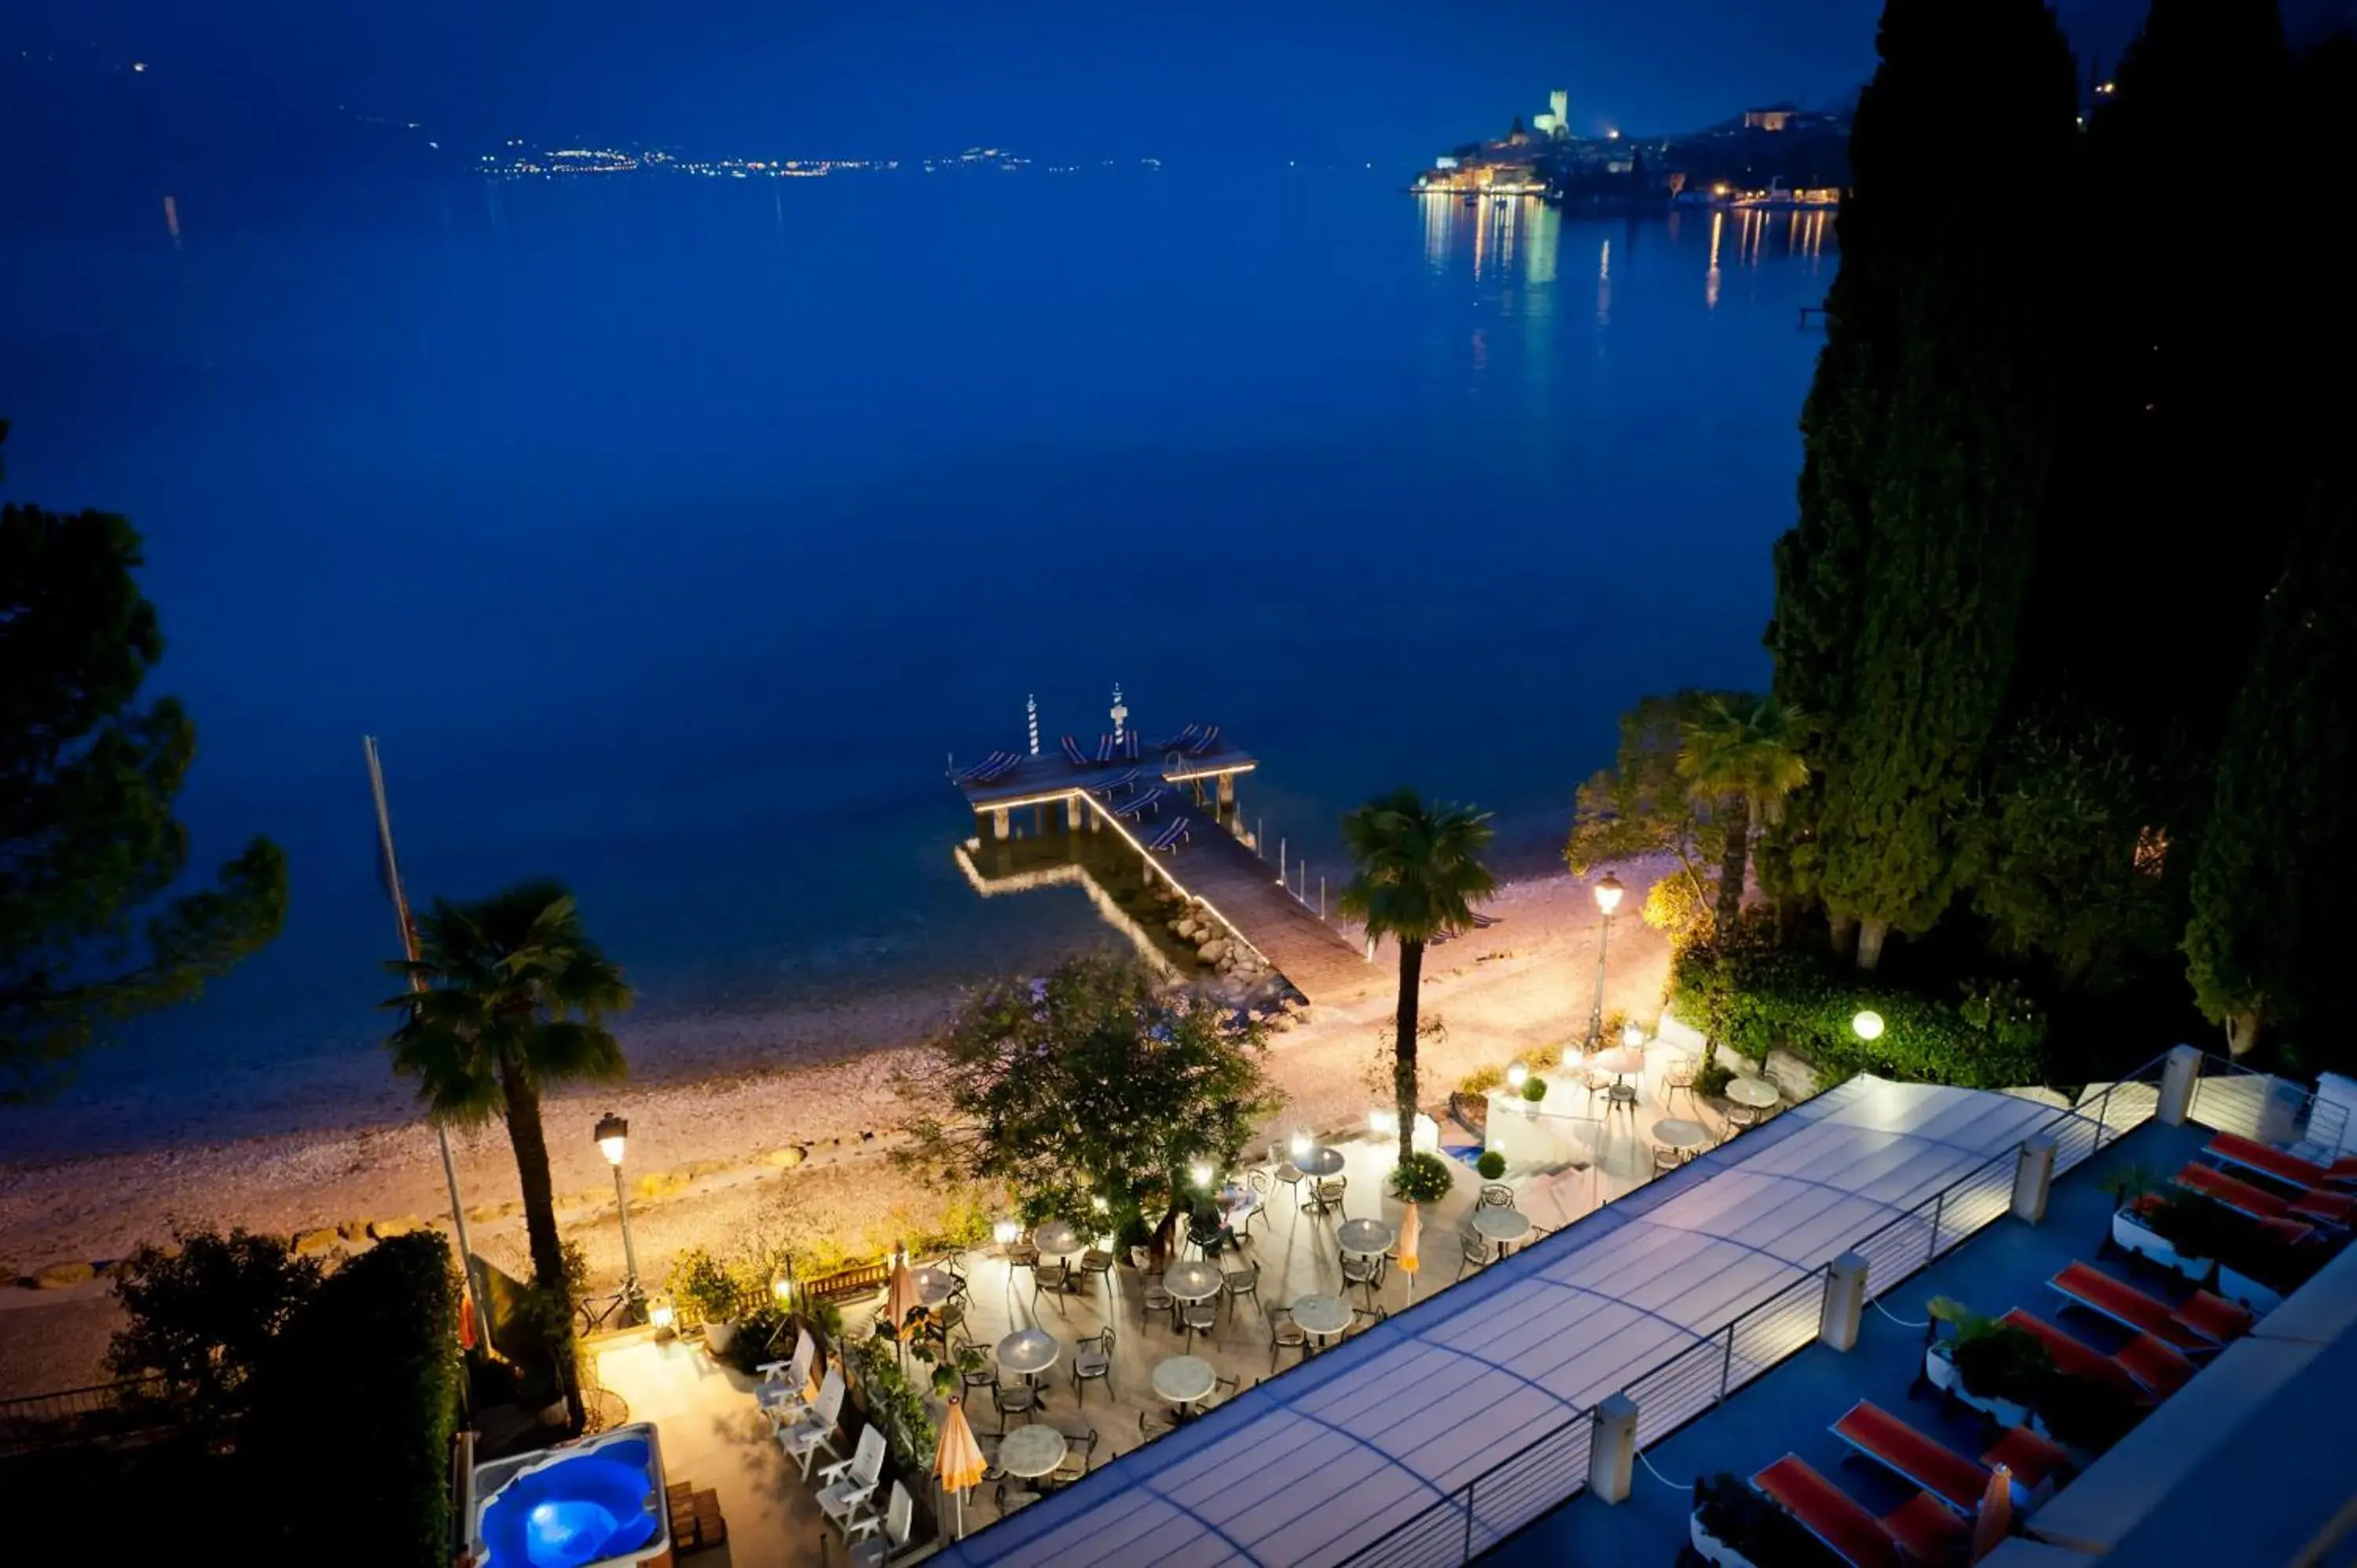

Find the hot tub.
xmin=471 ymin=1422 xmax=670 ymax=1568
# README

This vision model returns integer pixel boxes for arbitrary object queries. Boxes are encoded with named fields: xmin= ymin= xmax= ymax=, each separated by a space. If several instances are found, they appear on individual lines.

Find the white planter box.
xmin=1925 ymin=1343 xmax=2033 ymax=1431
xmin=2217 ymin=1265 xmax=2285 ymax=1315
xmin=1691 ymin=1511 xmax=1760 ymax=1568
xmin=704 ymin=1320 xmax=739 ymax=1355
xmin=2111 ymin=1207 xmax=2211 ymax=1282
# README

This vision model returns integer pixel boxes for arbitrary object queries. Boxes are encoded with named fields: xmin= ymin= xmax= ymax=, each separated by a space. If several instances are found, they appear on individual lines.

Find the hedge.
xmin=1670 ymin=941 xmax=2046 ymax=1090
xmin=244 ymin=1233 xmax=464 ymax=1566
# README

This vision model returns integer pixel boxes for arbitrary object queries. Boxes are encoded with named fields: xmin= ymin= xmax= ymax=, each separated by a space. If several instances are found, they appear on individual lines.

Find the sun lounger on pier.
xmin=1149 ymin=725 xmax=1200 ymax=751
xmin=1061 ymin=735 xmax=1091 ymax=766
xmin=1096 ymin=735 xmax=1116 ymax=761
xmin=2049 ymin=1261 xmax=2246 ymax=1351
xmin=957 ymin=751 xmax=1016 ymax=783
xmin=1114 ymin=788 xmax=1164 ymax=819
xmin=1831 ymin=1401 xmax=2014 ymax=1515
xmin=1125 ymin=729 xmax=1140 ymax=760
xmin=978 ymin=753 xmax=1021 ymax=782
xmin=1187 ymin=725 xmax=1222 ymax=754
xmin=1093 ymin=768 xmax=1140 ymax=796
xmin=1879 ymin=1490 xmax=1970 ymax=1564
xmin=1149 ymin=817 xmax=1189 ymax=853
xmin=1750 ymin=1456 xmax=1901 ymax=1568
xmin=2177 ymin=1160 xmax=2353 ymax=1225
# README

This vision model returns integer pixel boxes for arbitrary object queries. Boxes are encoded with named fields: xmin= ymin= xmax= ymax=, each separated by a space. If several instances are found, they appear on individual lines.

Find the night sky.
xmin=4 ymin=0 xmax=2183 ymax=172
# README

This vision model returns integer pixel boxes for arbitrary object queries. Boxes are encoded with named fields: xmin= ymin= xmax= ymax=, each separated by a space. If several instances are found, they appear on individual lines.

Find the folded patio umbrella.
xmin=936 ymin=1397 xmax=988 ymax=1538
xmin=1972 ymin=1462 xmax=2013 ymax=1562
xmin=1398 ymin=1203 xmax=1421 ymax=1297
xmin=886 ymin=1247 xmax=919 ymax=1362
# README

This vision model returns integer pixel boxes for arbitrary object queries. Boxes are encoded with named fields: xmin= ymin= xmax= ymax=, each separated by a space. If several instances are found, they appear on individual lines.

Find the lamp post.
xmin=596 ymin=1112 xmax=641 ymax=1304
xmin=1585 ymin=872 xmax=1626 ymax=1046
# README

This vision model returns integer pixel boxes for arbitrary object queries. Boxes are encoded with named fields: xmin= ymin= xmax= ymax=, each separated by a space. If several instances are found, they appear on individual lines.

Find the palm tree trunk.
xmin=1713 ymin=797 xmax=1751 ymax=938
xmin=2225 ymin=1007 xmax=2262 ymax=1058
xmin=1855 ymin=916 xmax=1891 ymax=973
xmin=500 ymin=1060 xmax=586 ymax=1430
xmin=1827 ymin=911 xmax=1857 ymax=961
xmin=1394 ymin=939 xmax=1424 ymax=1166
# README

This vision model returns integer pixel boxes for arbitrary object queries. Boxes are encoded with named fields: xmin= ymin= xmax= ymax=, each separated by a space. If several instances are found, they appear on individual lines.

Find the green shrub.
xmin=1475 ymin=1150 xmax=1507 ymax=1181
xmin=665 ymin=1247 xmax=742 ymax=1324
xmin=2140 ymin=1191 xmax=2240 ymax=1263
xmin=1930 ymin=1297 xmax=2055 ymax=1409
xmin=1692 ymin=1472 xmax=1842 ymax=1566
xmin=106 ymin=1228 xmax=325 ymax=1431
xmin=1457 ymin=1064 xmax=1505 ymax=1096
xmin=2036 ymin=1368 xmax=2146 ymax=1450
xmin=1388 ymin=1152 xmax=1456 ymax=1205
xmin=1695 ymin=1055 xmax=1736 ymax=1101
xmin=842 ymin=1330 xmax=938 ymax=1469
xmin=244 ymin=1233 xmax=463 ymax=1566
xmin=1519 ymin=1075 xmax=1549 ymax=1102
xmin=1670 ymin=941 xmax=2046 ymax=1089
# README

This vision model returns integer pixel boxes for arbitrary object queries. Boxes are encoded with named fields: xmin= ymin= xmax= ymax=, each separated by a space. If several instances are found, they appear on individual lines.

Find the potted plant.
xmin=1690 ymin=1472 xmax=1840 ymax=1568
xmin=1476 ymin=1150 xmax=1508 ymax=1181
xmin=1389 ymin=1152 xmax=1456 ymax=1206
xmin=2136 ymin=1192 xmax=2238 ymax=1284
xmin=1519 ymin=1075 xmax=1549 ymax=1104
xmin=1925 ymin=1298 xmax=2052 ymax=1431
xmin=666 ymin=1247 xmax=744 ymax=1354
xmin=2211 ymin=1219 xmax=2318 ymax=1314
xmin=2102 ymin=1166 xmax=2184 ymax=1272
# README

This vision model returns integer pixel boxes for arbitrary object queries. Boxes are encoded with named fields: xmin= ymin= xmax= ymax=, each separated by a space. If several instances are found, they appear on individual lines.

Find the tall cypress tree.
xmin=2183 ymin=466 xmax=2355 ymax=1058
xmin=1768 ymin=0 xmax=2080 ymax=969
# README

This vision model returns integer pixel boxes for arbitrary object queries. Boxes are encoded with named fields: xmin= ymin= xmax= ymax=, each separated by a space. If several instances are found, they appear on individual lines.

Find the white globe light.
xmin=1505 ymin=1063 xmax=1530 ymax=1089
xmin=1852 ymin=1009 xmax=1886 ymax=1042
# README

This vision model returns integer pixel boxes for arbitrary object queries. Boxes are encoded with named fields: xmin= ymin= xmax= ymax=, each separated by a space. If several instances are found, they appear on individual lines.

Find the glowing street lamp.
xmin=594 ymin=1112 xmax=641 ymax=1302
xmin=1585 ymin=873 xmax=1626 ymax=1046
xmin=1189 ymin=1161 xmax=1215 ymax=1189
xmin=1288 ymin=1130 xmax=1313 ymax=1163
xmin=1505 ymin=1062 xmax=1530 ymax=1090
xmin=992 ymin=1218 xmax=1022 ymax=1251
xmin=1853 ymin=1009 xmax=1886 ymax=1042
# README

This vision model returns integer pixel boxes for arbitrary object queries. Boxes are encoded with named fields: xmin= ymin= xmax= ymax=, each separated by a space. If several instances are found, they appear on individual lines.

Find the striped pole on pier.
xmin=1026 ymin=694 xmax=1039 ymax=757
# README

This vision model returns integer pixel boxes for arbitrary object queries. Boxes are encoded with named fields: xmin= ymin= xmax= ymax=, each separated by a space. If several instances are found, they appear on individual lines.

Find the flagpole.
xmin=365 ymin=735 xmax=487 ymax=1340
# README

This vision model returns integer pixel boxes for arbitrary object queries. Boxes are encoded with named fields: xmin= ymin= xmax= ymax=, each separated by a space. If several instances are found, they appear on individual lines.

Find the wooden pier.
xmin=950 ymin=731 xmax=1373 ymax=1004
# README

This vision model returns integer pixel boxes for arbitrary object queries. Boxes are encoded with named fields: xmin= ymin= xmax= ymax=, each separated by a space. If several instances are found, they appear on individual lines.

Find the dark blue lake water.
xmin=0 ymin=170 xmax=1832 ymax=1156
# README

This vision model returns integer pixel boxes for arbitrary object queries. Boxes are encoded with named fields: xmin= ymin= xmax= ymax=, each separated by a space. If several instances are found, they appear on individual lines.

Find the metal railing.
xmin=1330 ymin=1057 xmax=2176 ymax=1568
xmin=0 ymin=1376 xmax=172 ymax=1456
xmin=2191 ymin=1057 xmax=2349 ymax=1157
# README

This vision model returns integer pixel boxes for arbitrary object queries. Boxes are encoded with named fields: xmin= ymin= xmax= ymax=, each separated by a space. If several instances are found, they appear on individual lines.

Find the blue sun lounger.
xmin=1149 ymin=725 xmax=1200 ymax=752
xmin=1094 ymin=768 xmax=1141 ymax=795
xmin=1150 ymin=817 xmax=1190 ymax=853
xmin=973 ymin=753 xmax=1021 ymax=782
xmin=1061 ymin=735 xmax=1091 ymax=766
xmin=957 ymin=750 xmax=1015 ymax=783
xmin=1187 ymin=725 xmax=1222 ymax=754
xmin=1096 ymin=735 xmax=1116 ymax=762
xmin=1115 ymin=788 xmax=1165 ymax=819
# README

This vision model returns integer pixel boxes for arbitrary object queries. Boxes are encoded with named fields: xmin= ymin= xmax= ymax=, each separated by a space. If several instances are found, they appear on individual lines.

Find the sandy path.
xmin=0 ymin=865 xmax=1672 ymax=1395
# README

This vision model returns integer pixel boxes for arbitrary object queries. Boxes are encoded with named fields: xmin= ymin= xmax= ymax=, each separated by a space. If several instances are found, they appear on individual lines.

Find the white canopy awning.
xmin=939 ymin=1076 xmax=2059 ymax=1568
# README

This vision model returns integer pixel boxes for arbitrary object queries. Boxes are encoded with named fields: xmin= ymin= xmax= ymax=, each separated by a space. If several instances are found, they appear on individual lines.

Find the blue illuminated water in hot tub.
xmin=479 ymin=1434 xmax=663 ymax=1568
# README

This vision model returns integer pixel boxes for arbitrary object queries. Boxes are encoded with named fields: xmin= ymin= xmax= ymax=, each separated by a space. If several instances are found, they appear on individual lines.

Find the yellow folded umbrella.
xmin=936 ymin=1397 xmax=988 ymax=1538
xmin=1971 ymin=1462 xmax=2013 ymax=1562
xmin=1398 ymin=1203 xmax=1422 ymax=1296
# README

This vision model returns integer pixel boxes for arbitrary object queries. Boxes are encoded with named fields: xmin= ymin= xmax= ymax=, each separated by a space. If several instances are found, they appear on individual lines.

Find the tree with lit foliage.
xmin=1677 ymin=694 xmax=1810 ymax=937
xmin=1341 ymin=789 xmax=1496 ymax=1164
xmin=899 ymin=954 xmax=1274 ymax=1236
xmin=0 ymin=421 xmax=288 ymax=1101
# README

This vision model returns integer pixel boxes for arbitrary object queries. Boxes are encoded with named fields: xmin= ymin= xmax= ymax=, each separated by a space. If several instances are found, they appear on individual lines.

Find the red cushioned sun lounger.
xmin=2207 ymin=1132 xmax=2331 ymax=1189
xmin=2001 ymin=1310 xmax=2154 ymax=1401
xmin=2049 ymin=1262 xmax=2217 ymax=1353
xmin=2178 ymin=1162 xmax=2355 ymax=1226
xmin=2112 ymin=1333 xmax=2195 ymax=1396
xmin=1882 ymin=1489 xmax=1970 ymax=1564
xmin=1752 ymin=1455 xmax=1901 ymax=1568
xmin=1983 ymin=1427 xmax=2072 ymax=1497
xmin=1831 ymin=1401 xmax=1999 ymax=1514
xmin=2173 ymin=1288 xmax=2255 ymax=1343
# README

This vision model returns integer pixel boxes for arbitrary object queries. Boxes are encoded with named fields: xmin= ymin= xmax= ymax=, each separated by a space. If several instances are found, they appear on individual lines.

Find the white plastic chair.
xmin=755 ymin=1329 xmax=816 ymax=1428
xmin=777 ymin=1365 xmax=845 ymax=1478
xmin=848 ymin=1481 xmax=915 ymax=1566
xmin=816 ymin=1423 xmax=887 ymax=1534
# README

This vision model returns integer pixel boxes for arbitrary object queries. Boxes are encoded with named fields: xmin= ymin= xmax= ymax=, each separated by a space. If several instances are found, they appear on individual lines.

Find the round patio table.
xmin=1290 ymin=1292 xmax=1354 ymax=1345
xmin=997 ymin=1424 xmax=1068 ymax=1480
xmin=911 ymin=1266 xmax=956 ymax=1307
xmin=1336 ymin=1218 xmax=1394 ymax=1258
xmin=1032 ymin=1221 xmax=1082 ymax=1259
xmin=997 ymin=1328 xmax=1061 ymax=1383
xmin=1472 ymin=1206 xmax=1534 ymax=1251
xmin=1164 ymin=1261 xmax=1225 ymax=1304
xmin=1654 ymin=1119 xmax=1708 ymax=1151
xmin=1298 ymin=1146 xmax=1346 ymax=1178
xmin=1152 ymin=1354 xmax=1218 ymax=1408
xmin=1727 ymin=1076 xmax=1781 ymax=1109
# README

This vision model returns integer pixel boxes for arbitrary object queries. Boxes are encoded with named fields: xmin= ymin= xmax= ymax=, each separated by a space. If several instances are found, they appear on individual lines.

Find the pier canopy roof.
xmin=934 ymin=1076 xmax=2058 ymax=1568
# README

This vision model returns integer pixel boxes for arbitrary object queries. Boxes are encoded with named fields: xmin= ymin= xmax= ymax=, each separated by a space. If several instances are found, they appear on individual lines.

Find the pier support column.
xmin=2011 ymin=1134 xmax=2057 ymax=1225
xmin=2157 ymin=1043 xmax=2201 ymax=1127
xmin=1820 ymin=1251 xmax=1867 ymax=1352
xmin=1588 ymin=1394 xmax=1637 ymax=1504
xmin=1218 ymin=774 xmax=1235 ymax=807
xmin=991 ymin=808 xmax=1010 ymax=842
xmin=1067 ymin=796 xmax=1087 ymax=833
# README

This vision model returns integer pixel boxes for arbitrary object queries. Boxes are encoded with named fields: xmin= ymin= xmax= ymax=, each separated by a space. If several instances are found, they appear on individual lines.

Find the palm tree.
xmin=385 ymin=878 xmax=630 ymax=1422
xmin=1676 ymin=694 xmax=1811 ymax=940
xmin=1339 ymin=790 xmax=1496 ymax=1165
